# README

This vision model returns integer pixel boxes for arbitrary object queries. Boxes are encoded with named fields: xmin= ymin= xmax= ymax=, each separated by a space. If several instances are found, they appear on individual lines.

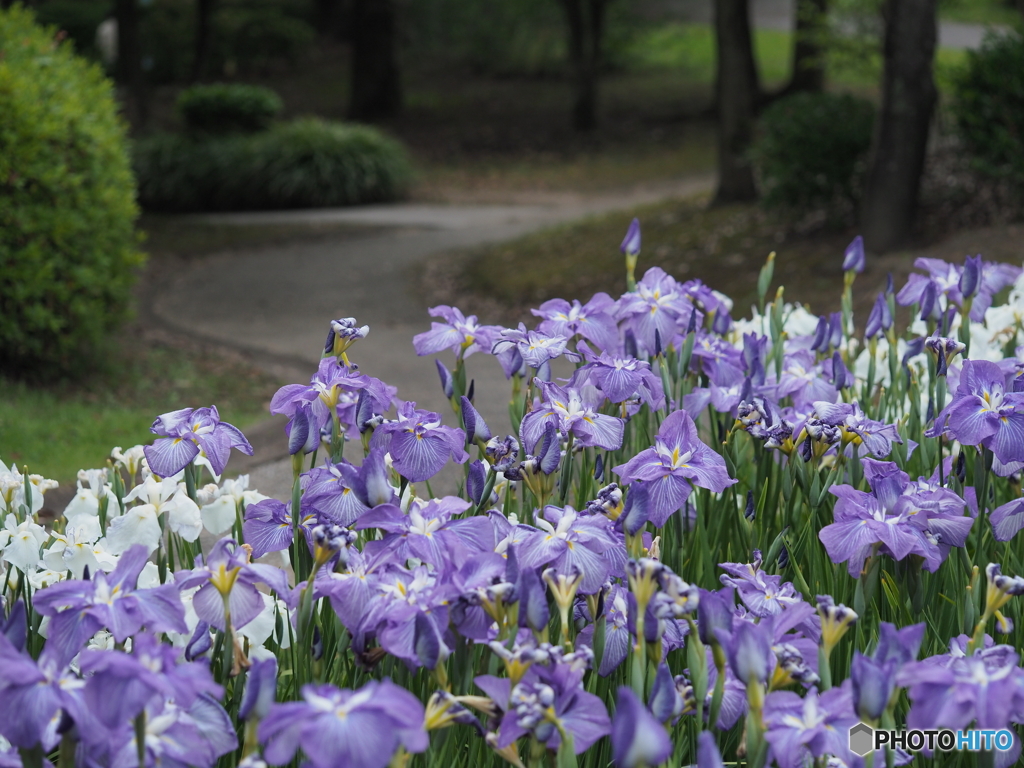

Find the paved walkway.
xmin=154 ymin=176 xmax=715 ymax=498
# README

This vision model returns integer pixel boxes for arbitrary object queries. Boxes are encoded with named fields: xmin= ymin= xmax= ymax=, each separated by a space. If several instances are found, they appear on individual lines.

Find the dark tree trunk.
xmin=861 ymin=0 xmax=937 ymax=252
xmin=114 ymin=0 xmax=146 ymax=127
xmin=559 ymin=0 xmax=607 ymax=132
xmin=784 ymin=0 xmax=827 ymax=94
xmin=349 ymin=0 xmax=401 ymax=120
xmin=713 ymin=0 xmax=760 ymax=204
xmin=316 ymin=0 xmax=346 ymax=40
xmin=191 ymin=0 xmax=217 ymax=82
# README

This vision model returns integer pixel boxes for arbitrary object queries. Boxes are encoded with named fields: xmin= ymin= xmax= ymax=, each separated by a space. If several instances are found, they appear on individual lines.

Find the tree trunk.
xmin=191 ymin=0 xmax=217 ymax=82
xmin=349 ymin=0 xmax=401 ymax=120
xmin=316 ymin=0 xmax=346 ymax=40
xmin=784 ymin=0 xmax=827 ymax=94
xmin=713 ymin=0 xmax=760 ymax=204
xmin=560 ymin=0 xmax=607 ymax=132
xmin=861 ymin=0 xmax=937 ymax=252
xmin=114 ymin=0 xmax=146 ymax=127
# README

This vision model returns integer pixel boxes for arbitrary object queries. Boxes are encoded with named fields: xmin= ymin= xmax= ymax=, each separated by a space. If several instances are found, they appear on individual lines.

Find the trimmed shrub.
xmin=0 ymin=6 xmax=143 ymax=377
xmin=752 ymin=91 xmax=876 ymax=212
xmin=134 ymin=118 xmax=413 ymax=212
xmin=951 ymin=32 xmax=1024 ymax=188
xmin=178 ymin=83 xmax=283 ymax=134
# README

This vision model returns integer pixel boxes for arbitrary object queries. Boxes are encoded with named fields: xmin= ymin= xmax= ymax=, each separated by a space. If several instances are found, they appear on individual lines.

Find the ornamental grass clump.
xmin=7 ymin=224 xmax=1024 ymax=768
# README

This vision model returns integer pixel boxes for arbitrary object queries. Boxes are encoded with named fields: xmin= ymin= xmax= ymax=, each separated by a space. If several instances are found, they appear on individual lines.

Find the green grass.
xmin=0 ymin=341 xmax=280 ymax=486
xmin=940 ymin=0 xmax=1020 ymax=26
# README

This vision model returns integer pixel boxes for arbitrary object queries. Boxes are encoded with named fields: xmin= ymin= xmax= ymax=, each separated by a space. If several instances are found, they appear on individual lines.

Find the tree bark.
xmin=713 ymin=0 xmax=760 ymax=204
xmin=784 ymin=0 xmax=827 ymax=94
xmin=114 ymin=0 xmax=146 ymax=127
xmin=559 ymin=0 xmax=607 ymax=132
xmin=861 ymin=0 xmax=937 ymax=252
xmin=349 ymin=0 xmax=402 ymax=120
xmin=191 ymin=0 xmax=217 ymax=82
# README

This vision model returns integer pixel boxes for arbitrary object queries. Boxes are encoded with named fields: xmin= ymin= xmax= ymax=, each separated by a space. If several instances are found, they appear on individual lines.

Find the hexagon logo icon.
xmin=849 ymin=722 xmax=874 ymax=756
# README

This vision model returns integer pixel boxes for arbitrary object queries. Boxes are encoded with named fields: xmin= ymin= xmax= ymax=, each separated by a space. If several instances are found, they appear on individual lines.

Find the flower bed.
xmin=3 ymin=225 xmax=1024 ymax=768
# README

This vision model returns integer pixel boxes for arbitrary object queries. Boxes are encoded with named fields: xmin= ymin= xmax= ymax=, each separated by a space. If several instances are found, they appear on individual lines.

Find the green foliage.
xmin=0 ymin=5 xmax=143 ymax=377
xmin=178 ymin=82 xmax=283 ymax=134
xmin=752 ymin=91 xmax=875 ymax=213
xmin=134 ymin=118 xmax=413 ymax=212
xmin=951 ymin=32 xmax=1024 ymax=188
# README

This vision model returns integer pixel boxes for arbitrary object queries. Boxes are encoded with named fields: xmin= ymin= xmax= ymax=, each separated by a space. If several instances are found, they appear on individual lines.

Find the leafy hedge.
xmin=0 ymin=5 xmax=143 ymax=377
xmin=752 ymin=91 xmax=876 ymax=213
xmin=134 ymin=118 xmax=413 ymax=212
xmin=178 ymin=83 xmax=283 ymax=134
xmin=951 ymin=32 xmax=1024 ymax=188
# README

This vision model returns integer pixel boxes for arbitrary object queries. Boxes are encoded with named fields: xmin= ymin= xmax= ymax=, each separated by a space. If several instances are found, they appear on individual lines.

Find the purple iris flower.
xmin=78 ymin=632 xmax=221 ymax=734
xmin=611 ymin=687 xmax=672 ymax=768
xmin=616 ymin=267 xmax=699 ymax=355
xmin=144 ymin=406 xmax=252 ymax=478
xmin=614 ymin=410 xmax=736 ymax=527
xmin=820 ymin=459 xmax=973 ymax=576
xmin=520 ymin=381 xmax=625 ymax=453
xmin=897 ymin=257 xmax=1020 ymax=322
xmin=810 ymin=400 xmax=903 ymax=458
xmin=774 ymin=350 xmax=838 ymax=411
xmin=516 ymin=505 xmax=624 ymax=594
xmin=0 ymin=629 xmax=85 ymax=749
xmin=697 ymin=731 xmax=725 ymax=768
xmin=260 ymin=680 xmax=427 ymax=768
xmin=850 ymin=651 xmax=898 ymax=721
xmin=176 ymin=539 xmax=268 ymax=631
xmin=843 ymin=235 xmax=866 ymax=273
xmin=412 ymin=305 xmax=503 ymax=358
xmin=575 ymin=342 xmax=665 ymax=407
xmin=33 ymin=544 xmax=187 ymax=662
xmin=271 ymin=359 xmax=393 ymax=444
xmin=357 ymin=496 xmax=493 ymax=567
xmin=930 ymin=359 xmax=1024 ymax=467
xmin=721 ymin=617 xmax=775 ymax=685
xmin=491 ymin=324 xmax=581 ymax=369
xmin=532 ymin=293 xmax=620 ymax=352
xmin=899 ymin=642 xmax=1024 ymax=762
xmin=303 ymin=461 xmax=370 ymax=527
xmin=104 ymin=694 xmax=237 ymax=768
xmin=576 ymin=585 xmax=632 ymax=675
xmin=763 ymin=684 xmax=861 ymax=768
xmin=242 ymin=498 xmax=315 ymax=559
xmin=316 ymin=547 xmax=392 ymax=634
xmin=489 ymin=654 xmax=611 ymax=754
xmin=372 ymin=402 xmax=468 ymax=482
xmin=719 ymin=552 xmax=803 ymax=618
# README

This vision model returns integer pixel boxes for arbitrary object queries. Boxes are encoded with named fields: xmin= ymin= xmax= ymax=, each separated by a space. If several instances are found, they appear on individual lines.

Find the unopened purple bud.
xmin=624 ymin=329 xmax=639 ymax=359
xmin=535 ymin=359 xmax=552 ymax=382
xmin=811 ymin=315 xmax=829 ymax=351
xmin=612 ymin=687 xmax=672 ymax=768
xmin=621 ymin=483 xmax=650 ymax=536
xmin=594 ymin=453 xmax=605 ymax=482
xmin=466 ymin=460 xmax=487 ymax=506
xmin=697 ymin=587 xmax=734 ymax=646
xmin=1 ymin=601 xmax=27 ymax=652
xmin=517 ymin=567 xmax=550 ymax=633
xmin=185 ymin=621 xmax=212 ymax=661
xmin=535 ymin=423 xmax=562 ymax=475
xmin=435 ymin=360 xmax=454 ymax=399
xmin=828 ymin=312 xmax=843 ymax=348
xmin=712 ymin=309 xmax=731 ymax=335
xmin=697 ymin=731 xmax=725 ymax=768
xmin=648 ymin=662 xmax=683 ymax=723
xmin=960 ymin=254 xmax=982 ymax=299
xmin=414 ymin=612 xmax=443 ymax=670
xmin=287 ymin=403 xmax=318 ymax=455
xmin=728 ymin=620 xmax=774 ymax=684
xmin=686 ymin=308 xmax=699 ymax=335
xmin=919 ymin=281 xmax=938 ymax=321
xmin=620 ymin=218 xmax=642 ymax=257
xmin=460 ymin=396 xmax=492 ymax=443
xmin=865 ymin=293 xmax=892 ymax=339
xmin=843 ymin=235 xmax=866 ymax=273
xmin=850 ymin=652 xmax=895 ymax=721
xmin=885 ymin=272 xmax=895 ymax=296
xmin=831 ymin=351 xmax=853 ymax=389
xmin=239 ymin=658 xmax=277 ymax=721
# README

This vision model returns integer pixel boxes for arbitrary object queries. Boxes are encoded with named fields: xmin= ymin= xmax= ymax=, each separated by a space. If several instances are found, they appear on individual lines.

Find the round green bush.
xmin=178 ymin=83 xmax=284 ymax=134
xmin=752 ymin=91 xmax=876 ymax=212
xmin=134 ymin=118 xmax=414 ymax=212
xmin=0 ymin=5 xmax=143 ymax=377
xmin=951 ymin=32 xmax=1024 ymax=187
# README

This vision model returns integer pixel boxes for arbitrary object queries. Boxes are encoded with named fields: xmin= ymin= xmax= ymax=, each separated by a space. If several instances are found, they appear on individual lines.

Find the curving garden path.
xmin=150 ymin=176 xmax=715 ymax=497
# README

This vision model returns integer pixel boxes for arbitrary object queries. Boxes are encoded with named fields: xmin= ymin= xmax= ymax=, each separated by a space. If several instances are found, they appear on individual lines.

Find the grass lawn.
xmin=0 ymin=340 xmax=280 ymax=487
